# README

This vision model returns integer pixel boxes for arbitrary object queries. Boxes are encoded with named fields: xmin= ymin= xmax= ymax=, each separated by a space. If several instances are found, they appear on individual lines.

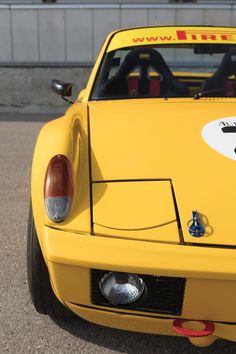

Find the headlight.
xmin=44 ymin=155 xmax=73 ymax=222
xmin=99 ymin=272 xmax=146 ymax=305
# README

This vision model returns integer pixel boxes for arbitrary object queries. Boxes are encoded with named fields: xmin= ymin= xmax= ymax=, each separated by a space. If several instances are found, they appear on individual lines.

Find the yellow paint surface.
xmin=89 ymin=99 xmax=236 ymax=246
xmin=93 ymin=181 xmax=179 ymax=242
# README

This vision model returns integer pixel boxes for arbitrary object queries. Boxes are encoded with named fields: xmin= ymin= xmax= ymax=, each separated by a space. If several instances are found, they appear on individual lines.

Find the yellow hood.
xmin=89 ymin=99 xmax=236 ymax=246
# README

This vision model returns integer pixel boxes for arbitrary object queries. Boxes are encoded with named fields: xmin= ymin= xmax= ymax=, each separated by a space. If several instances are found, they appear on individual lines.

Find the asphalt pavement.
xmin=1 ymin=114 xmax=236 ymax=354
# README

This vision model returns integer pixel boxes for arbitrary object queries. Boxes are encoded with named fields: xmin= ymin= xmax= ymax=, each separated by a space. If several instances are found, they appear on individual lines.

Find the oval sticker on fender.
xmin=202 ymin=117 xmax=236 ymax=161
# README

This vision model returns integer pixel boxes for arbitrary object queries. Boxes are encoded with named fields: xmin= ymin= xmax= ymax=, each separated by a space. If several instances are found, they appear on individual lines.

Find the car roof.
xmin=106 ymin=26 xmax=236 ymax=52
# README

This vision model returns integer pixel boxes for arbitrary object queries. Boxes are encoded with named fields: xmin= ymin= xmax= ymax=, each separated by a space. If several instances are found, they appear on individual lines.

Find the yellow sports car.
xmin=28 ymin=26 xmax=236 ymax=347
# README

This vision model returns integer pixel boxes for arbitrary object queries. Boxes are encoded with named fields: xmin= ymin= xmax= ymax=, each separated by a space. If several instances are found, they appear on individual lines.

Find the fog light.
xmin=99 ymin=272 xmax=145 ymax=305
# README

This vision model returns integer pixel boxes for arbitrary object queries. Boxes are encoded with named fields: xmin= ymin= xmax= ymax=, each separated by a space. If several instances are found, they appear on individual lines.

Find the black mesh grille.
xmin=91 ymin=269 xmax=186 ymax=316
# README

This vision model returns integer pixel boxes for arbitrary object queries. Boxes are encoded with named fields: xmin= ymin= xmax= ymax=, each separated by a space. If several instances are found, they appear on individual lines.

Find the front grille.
xmin=91 ymin=269 xmax=186 ymax=316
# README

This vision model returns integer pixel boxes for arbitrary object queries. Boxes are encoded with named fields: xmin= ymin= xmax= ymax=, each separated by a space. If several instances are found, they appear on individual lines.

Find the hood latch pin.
xmin=187 ymin=211 xmax=205 ymax=237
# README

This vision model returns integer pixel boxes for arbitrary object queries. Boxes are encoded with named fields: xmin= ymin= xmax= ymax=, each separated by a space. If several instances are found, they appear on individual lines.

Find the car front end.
xmin=30 ymin=26 xmax=236 ymax=347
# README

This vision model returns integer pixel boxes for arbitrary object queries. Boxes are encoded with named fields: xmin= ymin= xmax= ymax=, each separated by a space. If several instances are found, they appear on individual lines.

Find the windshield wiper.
xmin=194 ymin=87 xmax=227 ymax=100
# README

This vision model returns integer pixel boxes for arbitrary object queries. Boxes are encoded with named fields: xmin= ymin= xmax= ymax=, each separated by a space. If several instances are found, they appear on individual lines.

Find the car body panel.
xmin=94 ymin=220 xmax=180 ymax=242
xmin=43 ymin=226 xmax=236 ymax=325
xmin=31 ymin=103 xmax=91 ymax=252
xmin=63 ymin=304 xmax=236 ymax=344
xmin=93 ymin=181 xmax=179 ymax=242
xmin=43 ymin=226 xmax=236 ymax=281
xmin=89 ymin=99 xmax=236 ymax=246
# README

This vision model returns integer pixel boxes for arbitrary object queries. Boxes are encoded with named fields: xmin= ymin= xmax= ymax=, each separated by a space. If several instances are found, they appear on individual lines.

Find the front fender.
xmin=31 ymin=102 xmax=91 ymax=253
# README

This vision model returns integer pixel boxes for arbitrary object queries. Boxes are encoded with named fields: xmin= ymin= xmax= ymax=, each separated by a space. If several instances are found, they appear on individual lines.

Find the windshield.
xmin=91 ymin=44 xmax=236 ymax=100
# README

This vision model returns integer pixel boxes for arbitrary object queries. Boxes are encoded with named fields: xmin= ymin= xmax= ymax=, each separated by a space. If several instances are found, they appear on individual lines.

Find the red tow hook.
xmin=173 ymin=319 xmax=215 ymax=337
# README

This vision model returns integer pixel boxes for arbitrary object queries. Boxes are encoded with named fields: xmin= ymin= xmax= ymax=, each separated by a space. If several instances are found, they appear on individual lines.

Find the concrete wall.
xmin=0 ymin=67 xmax=91 ymax=113
xmin=0 ymin=3 xmax=236 ymax=65
xmin=0 ymin=2 xmax=236 ymax=113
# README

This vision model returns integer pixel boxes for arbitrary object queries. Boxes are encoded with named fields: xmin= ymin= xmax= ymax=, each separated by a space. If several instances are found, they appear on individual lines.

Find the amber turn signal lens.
xmin=44 ymin=155 xmax=73 ymax=198
xmin=44 ymin=155 xmax=73 ymax=222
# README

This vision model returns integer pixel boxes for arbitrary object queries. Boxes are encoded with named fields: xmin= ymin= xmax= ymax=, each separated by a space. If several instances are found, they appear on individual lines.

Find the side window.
xmin=107 ymin=50 xmax=130 ymax=79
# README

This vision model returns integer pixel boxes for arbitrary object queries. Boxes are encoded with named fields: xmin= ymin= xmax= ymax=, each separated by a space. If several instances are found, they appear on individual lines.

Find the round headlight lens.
xmin=99 ymin=272 xmax=145 ymax=305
